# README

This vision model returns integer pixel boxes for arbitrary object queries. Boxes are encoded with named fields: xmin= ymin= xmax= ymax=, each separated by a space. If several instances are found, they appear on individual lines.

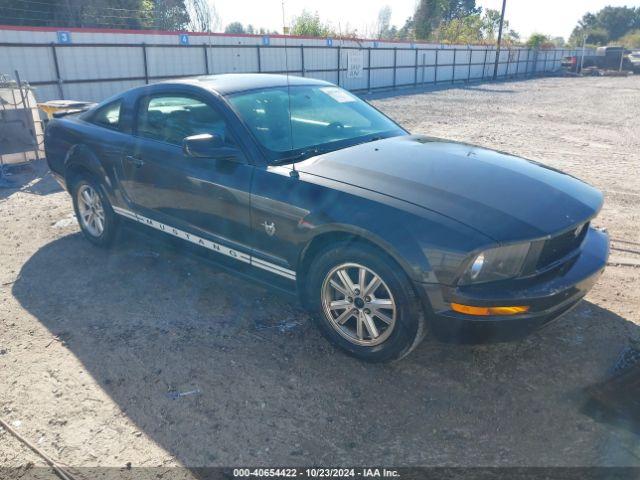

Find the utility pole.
xmin=580 ymin=34 xmax=587 ymax=73
xmin=492 ymin=0 xmax=507 ymax=80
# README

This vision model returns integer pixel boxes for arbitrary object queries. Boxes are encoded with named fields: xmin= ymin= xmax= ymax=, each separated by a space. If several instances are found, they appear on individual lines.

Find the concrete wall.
xmin=0 ymin=26 xmax=585 ymax=103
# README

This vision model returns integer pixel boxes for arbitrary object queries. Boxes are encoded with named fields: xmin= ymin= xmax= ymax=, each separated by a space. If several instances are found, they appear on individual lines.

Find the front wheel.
xmin=71 ymin=175 xmax=118 ymax=247
xmin=307 ymin=243 xmax=427 ymax=362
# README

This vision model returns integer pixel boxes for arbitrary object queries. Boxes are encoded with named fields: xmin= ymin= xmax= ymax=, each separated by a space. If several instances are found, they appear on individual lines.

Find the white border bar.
xmin=112 ymin=206 xmax=296 ymax=280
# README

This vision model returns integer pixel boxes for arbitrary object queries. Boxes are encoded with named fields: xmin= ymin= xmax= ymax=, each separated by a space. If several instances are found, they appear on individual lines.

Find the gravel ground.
xmin=1 ymin=76 xmax=639 ymax=476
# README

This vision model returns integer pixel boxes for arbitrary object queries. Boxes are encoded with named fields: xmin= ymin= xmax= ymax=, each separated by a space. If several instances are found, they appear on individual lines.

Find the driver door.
xmin=119 ymin=93 xmax=253 ymax=247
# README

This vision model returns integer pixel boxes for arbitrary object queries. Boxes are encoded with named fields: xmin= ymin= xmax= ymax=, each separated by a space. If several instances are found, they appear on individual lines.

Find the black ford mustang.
xmin=44 ymin=74 xmax=609 ymax=362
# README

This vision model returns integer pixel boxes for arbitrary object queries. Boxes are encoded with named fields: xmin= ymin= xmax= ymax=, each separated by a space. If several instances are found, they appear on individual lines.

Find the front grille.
xmin=536 ymin=222 xmax=589 ymax=269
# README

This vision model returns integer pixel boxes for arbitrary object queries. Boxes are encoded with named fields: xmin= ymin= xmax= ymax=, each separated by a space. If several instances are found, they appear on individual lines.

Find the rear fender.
xmin=64 ymin=144 xmax=114 ymax=196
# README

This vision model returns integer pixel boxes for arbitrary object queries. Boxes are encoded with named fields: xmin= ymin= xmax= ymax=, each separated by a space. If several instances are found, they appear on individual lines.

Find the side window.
xmin=136 ymin=95 xmax=235 ymax=147
xmin=90 ymin=100 xmax=122 ymax=131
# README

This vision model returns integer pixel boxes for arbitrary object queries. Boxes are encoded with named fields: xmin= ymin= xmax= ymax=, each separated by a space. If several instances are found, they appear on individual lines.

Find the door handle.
xmin=125 ymin=155 xmax=144 ymax=167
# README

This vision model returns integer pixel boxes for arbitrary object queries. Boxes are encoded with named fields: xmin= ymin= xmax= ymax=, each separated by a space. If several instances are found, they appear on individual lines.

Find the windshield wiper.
xmin=272 ymin=146 xmax=327 ymax=165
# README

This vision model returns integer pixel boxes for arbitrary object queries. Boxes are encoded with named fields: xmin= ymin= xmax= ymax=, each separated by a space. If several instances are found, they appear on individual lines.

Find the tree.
xmin=619 ymin=29 xmax=640 ymax=48
xmin=570 ymin=27 xmax=609 ymax=46
xmin=596 ymin=6 xmax=639 ymax=40
xmin=526 ymin=33 xmax=552 ymax=49
xmin=413 ymin=0 xmax=482 ymax=40
xmin=481 ymin=8 xmax=507 ymax=42
xmin=438 ymin=14 xmax=483 ymax=43
xmin=437 ymin=9 xmax=519 ymax=45
xmin=505 ymin=29 xmax=520 ymax=44
xmin=224 ymin=21 xmax=245 ymax=34
xmin=187 ymin=0 xmax=220 ymax=32
xmin=414 ymin=0 xmax=444 ymax=40
xmin=442 ymin=0 xmax=480 ymax=22
xmin=0 ymin=0 xmax=160 ymax=29
xmin=377 ymin=6 xmax=392 ymax=39
xmin=569 ymin=6 xmax=640 ymax=45
xmin=397 ymin=17 xmax=415 ymax=40
xmin=152 ymin=0 xmax=190 ymax=30
xmin=290 ymin=10 xmax=333 ymax=37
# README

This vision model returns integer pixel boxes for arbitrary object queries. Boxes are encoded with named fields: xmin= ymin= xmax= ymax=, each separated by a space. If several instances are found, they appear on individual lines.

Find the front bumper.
xmin=418 ymin=227 xmax=609 ymax=342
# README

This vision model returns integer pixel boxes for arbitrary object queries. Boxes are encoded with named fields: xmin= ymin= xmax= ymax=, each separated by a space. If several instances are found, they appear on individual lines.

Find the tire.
xmin=306 ymin=242 xmax=427 ymax=362
xmin=71 ymin=174 xmax=118 ymax=247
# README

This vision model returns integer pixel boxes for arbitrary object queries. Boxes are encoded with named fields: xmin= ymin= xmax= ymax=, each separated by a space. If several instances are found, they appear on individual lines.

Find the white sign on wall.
xmin=346 ymin=50 xmax=364 ymax=79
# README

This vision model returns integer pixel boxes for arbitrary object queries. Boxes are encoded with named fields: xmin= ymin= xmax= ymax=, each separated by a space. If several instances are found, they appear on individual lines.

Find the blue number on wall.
xmin=57 ymin=31 xmax=72 ymax=44
xmin=179 ymin=34 xmax=189 ymax=45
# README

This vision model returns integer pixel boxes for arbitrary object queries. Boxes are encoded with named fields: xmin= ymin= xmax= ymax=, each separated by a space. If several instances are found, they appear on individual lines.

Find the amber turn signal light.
xmin=450 ymin=303 xmax=530 ymax=316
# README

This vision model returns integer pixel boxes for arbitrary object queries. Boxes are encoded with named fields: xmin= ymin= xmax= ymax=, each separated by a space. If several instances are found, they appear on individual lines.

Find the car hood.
xmin=296 ymin=135 xmax=603 ymax=243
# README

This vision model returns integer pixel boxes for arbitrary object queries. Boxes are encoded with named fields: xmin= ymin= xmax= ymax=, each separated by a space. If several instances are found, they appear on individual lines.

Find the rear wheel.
xmin=307 ymin=243 xmax=427 ymax=362
xmin=71 ymin=175 xmax=118 ymax=247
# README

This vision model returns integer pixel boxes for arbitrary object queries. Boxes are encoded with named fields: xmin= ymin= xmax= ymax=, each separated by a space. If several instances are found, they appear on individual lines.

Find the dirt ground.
xmin=1 ymin=76 xmax=639 ymax=475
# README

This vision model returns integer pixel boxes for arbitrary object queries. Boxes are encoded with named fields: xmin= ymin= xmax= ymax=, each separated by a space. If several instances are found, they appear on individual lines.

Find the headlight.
xmin=459 ymin=242 xmax=531 ymax=285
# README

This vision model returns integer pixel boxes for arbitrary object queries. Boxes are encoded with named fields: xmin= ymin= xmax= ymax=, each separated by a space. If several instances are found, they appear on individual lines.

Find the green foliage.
xmin=526 ymin=33 xmax=552 ymax=49
xmin=414 ymin=0 xmax=445 ymax=40
xmin=481 ymin=8 xmax=505 ymax=41
xmin=586 ymin=28 xmax=610 ymax=46
xmin=152 ymin=0 xmax=190 ymax=30
xmin=596 ymin=6 xmax=640 ymax=40
xmin=442 ymin=0 xmax=481 ymax=22
xmin=397 ymin=17 xmax=415 ymax=40
xmin=412 ymin=0 xmax=516 ymax=43
xmin=505 ymin=29 xmax=520 ymax=43
xmin=0 ymin=0 xmax=190 ymax=30
xmin=436 ymin=8 xmax=516 ymax=45
xmin=290 ymin=10 xmax=334 ymax=37
xmin=619 ymin=29 xmax=640 ymax=49
xmin=224 ymin=22 xmax=245 ymax=34
xmin=569 ymin=6 xmax=640 ymax=46
xmin=438 ymin=14 xmax=484 ymax=44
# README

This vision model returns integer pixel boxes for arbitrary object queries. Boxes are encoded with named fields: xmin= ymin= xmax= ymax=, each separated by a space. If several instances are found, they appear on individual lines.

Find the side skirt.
xmin=112 ymin=206 xmax=296 ymax=281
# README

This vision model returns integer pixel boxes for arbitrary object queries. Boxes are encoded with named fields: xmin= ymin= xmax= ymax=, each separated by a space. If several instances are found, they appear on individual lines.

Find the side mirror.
xmin=182 ymin=133 xmax=225 ymax=158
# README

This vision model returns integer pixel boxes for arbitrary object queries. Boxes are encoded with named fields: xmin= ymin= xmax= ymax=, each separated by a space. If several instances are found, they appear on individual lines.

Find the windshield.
xmin=227 ymin=85 xmax=405 ymax=162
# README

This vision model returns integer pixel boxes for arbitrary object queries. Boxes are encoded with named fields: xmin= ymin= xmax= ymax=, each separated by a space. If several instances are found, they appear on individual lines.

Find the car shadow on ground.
xmin=0 ymin=160 xmax=62 ymax=201
xmin=12 ymin=230 xmax=640 ymax=466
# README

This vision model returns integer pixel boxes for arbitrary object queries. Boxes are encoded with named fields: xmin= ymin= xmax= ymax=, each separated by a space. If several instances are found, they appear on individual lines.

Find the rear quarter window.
xmin=89 ymin=100 xmax=122 ymax=131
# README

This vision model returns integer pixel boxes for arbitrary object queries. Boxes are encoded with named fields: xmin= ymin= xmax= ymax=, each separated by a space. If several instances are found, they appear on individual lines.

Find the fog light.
xmin=451 ymin=303 xmax=530 ymax=316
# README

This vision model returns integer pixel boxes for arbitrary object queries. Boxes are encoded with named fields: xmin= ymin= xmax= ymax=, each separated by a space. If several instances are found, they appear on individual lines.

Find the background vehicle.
xmin=563 ymin=46 xmax=637 ymax=73
xmin=44 ymin=74 xmax=609 ymax=362
xmin=628 ymin=50 xmax=640 ymax=73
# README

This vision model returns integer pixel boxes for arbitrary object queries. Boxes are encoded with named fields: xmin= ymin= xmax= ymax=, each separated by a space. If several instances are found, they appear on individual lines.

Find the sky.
xmin=212 ymin=0 xmax=639 ymax=40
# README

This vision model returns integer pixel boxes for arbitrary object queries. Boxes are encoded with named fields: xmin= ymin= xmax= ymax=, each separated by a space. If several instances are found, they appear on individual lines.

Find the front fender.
xmin=296 ymin=187 xmax=494 ymax=286
xmin=300 ymin=220 xmax=437 ymax=284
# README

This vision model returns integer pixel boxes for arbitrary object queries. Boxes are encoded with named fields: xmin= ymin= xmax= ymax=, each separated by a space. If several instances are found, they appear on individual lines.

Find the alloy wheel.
xmin=76 ymin=184 xmax=105 ymax=237
xmin=321 ymin=262 xmax=397 ymax=346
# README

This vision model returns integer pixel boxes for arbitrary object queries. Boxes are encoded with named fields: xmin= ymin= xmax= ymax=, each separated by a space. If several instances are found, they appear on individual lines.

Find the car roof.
xmin=164 ymin=73 xmax=332 ymax=95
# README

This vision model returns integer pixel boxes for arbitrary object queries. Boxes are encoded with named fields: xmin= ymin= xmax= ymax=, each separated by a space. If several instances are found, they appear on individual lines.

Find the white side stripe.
xmin=112 ymin=206 xmax=296 ymax=280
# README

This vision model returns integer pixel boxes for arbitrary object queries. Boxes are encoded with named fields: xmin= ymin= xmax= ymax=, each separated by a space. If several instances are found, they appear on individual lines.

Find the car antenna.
xmin=281 ymin=0 xmax=298 ymax=178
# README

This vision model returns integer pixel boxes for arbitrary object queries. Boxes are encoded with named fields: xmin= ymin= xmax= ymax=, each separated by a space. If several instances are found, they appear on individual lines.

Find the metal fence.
xmin=0 ymin=39 xmax=580 ymax=102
